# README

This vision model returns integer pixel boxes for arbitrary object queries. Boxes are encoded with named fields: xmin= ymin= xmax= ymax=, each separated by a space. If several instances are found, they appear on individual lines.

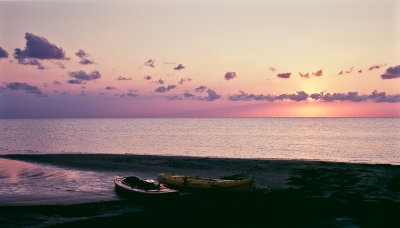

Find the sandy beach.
xmin=1 ymin=154 xmax=399 ymax=227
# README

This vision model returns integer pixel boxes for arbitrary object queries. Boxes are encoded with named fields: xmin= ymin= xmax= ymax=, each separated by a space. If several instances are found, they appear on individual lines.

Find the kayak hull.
xmin=157 ymin=173 xmax=253 ymax=192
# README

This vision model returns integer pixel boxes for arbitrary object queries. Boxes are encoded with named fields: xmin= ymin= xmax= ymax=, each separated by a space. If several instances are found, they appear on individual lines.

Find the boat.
xmin=114 ymin=176 xmax=179 ymax=197
xmin=157 ymin=173 xmax=253 ymax=192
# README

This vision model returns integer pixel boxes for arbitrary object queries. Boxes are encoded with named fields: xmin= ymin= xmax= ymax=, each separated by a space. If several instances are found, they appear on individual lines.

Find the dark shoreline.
xmin=1 ymin=154 xmax=400 ymax=227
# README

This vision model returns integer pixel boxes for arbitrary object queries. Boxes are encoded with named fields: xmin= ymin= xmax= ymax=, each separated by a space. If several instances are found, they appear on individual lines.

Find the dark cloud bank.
xmin=229 ymin=90 xmax=400 ymax=103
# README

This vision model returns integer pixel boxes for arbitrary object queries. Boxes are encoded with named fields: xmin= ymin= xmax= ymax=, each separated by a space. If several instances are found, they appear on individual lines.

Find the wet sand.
xmin=1 ymin=154 xmax=400 ymax=227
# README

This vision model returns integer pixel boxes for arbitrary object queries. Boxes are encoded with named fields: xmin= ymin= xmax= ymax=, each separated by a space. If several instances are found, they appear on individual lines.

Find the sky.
xmin=0 ymin=0 xmax=399 ymax=118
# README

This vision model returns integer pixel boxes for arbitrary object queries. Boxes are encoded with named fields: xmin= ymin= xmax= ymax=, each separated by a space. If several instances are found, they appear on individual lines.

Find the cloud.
xmin=195 ymin=85 xmax=207 ymax=93
xmin=0 ymin=46 xmax=8 ymax=58
xmin=75 ymin=49 xmax=88 ymax=58
xmin=229 ymin=90 xmax=400 ymax=103
xmin=145 ymin=59 xmax=155 ymax=68
xmin=312 ymin=69 xmax=323 ymax=77
xmin=116 ymin=76 xmax=132 ymax=80
xmin=126 ymin=92 xmax=138 ymax=97
xmin=381 ymin=65 xmax=400 ymax=79
xmin=155 ymin=85 xmax=176 ymax=93
xmin=67 ymin=80 xmax=82 ymax=84
xmin=338 ymin=71 xmax=343 ymax=75
xmin=310 ymin=92 xmax=367 ymax=102
xmin=299 ymin=72 xmax=309 ymax=78
xmin=183 ymin=92 xmax=195 ymax=98
xmin=277 ymin=73 xmax=291 ymax=78
xmin=346 ymin=66 xmax=354 ymax=74
xmin=178 ymin=77 xmax=192 ymax=85
xmin=14 ymin=33 xmax=66 ymax=60
xmin=368 ymin=90 xmax=400 ymax=103
xmin=269 ymin=67 xmax=277 ymax=72
xmin=53 ymin=80 xmax=62 ymax=85
xmin=144 ymin=75 xmax=152 ymax=80
xmin=79 ymin=58 xmax=94 ymax=65
xmin=358 ymin=69 xmax=362 ymax=73
xmin=166 ymin=88 xmax=221 ymax=102
xmin=174 ymin=64 xmax=185 ymax=70
xmin=158 ymin=79 xmax=165 ymax=85
xmin=6 ymin=82 xmax=42 ymax=95
xmin=68 ymin=70 xmax=101 ymax=84
xmin=369 ymin=65 xmax=383 ymax=71
xmin=105 ymin=86 xmax=116 ymax=90
xmin=203 ymin=89 xmax=221 ymax=101
xmin=224 ymin=72 xmax=237 ymax=80
xmin=75 ymin=49 xmax=94 ymax=65
xmin=229 ymin=91 xmax=308 ymax=102
xmin=286 ymin=91 xmax=309 ymax=101
xmin=16 ymin=58 xmax=45 ymax=70
xmin=54 ymin=62 xmax=65 ymax=69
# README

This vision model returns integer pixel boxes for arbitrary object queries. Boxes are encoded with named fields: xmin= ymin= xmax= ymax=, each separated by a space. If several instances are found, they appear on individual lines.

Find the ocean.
xmin=1 ymin=118 xmax=399 ymax=164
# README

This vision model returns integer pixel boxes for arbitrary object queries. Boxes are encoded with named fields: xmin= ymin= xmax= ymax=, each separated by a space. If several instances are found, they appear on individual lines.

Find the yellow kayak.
xmin=157 ymin=173 xmax=253 ymax=192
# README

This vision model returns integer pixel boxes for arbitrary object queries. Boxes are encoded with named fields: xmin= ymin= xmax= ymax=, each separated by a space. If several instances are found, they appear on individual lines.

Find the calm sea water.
xmin=0 ymin=118 xmax=399 ymax=164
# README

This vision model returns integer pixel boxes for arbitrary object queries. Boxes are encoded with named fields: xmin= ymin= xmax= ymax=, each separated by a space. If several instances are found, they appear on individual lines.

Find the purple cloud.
xmin=158 ymin=79 xmax=165 ymax=85
xmin=346 ymin=66 xmax=354 ymax=74
xmin=53 ymin=81 xmax=62 ymax=85
xmin=277 ymin=73 xmax=291 ymax=79
xmin=183 ymin=92 xmax=195 ymax=98
xmin=14 ymin=33 xmax=66 ymax=60
xmin=54 ymin=62 xmax=65 ymax=69
xmin=358 ymin=69 xmax=362 ymax=73
xmin=338 ymin=71 xmax=344 ymax=75
xmin=224 ymin=72 xmax=237 ymax=80
xmin=79 ymin=58 xmax=94 ymax=65
xmin=178 ymin=77 xmax=192 ymax=85
xmin=0 ymin=46 xmax=8 ymax=58
xmin=310 ymin=92 xmax=367 ymax=102
xmin=369 ymin=65 xmax=383 ymax=71
xmin=174 ymin=64 xmax=185 ymax=70
xmin=144 ymin=75 xmax=152 ymax=80
xmin=75 ymin=49 xmax=88 ymax=58
xmin=16 ymin=58 xmax=45 ymax=70
xmin=105 ymin=86 xmax=116 ymax=90
xmin=126 ymin=92 xmax=138 ymax=97
xmin=6 ymin=82 xmax=42 ymax=95
xmin=229 ymin=90 xmax=400 ymax=103
xmin=145 ymin=59 xmax=155 ymax=68
xmin=381 ymin=65 xmax=400 ymax=79
xmin=195 ymin=86 xmax=207 ymax=93
xmin=312 ymin=69 xmax=323 ymax=77
xmin=299 ymin=72 xmax=310 ymax=78
xmin=368 ymin=90 xmax=400 ymax=103
xmin=68 ymin=70 xmax=101 ymax=84
xmin=155 ymin=85 xmax=176 ymax=93
xmin=203 ymin=89 xmax=221 ymax=101
xmin=67 ymin=79 xmax=82 ymax=84
xmin=269 ymin=67 xmax=277 ymax=72
xmin=116 ymin=76 xmax=132 ymax=80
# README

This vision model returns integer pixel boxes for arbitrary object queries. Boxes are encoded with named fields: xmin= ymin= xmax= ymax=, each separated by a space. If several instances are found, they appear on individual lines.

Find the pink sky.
xmin=0 ymin=0 xmax=399 ymax=117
